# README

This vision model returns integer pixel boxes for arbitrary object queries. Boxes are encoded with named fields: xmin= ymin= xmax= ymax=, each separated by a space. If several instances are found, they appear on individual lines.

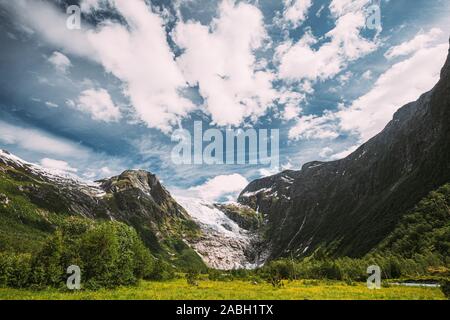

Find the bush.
xmin=76 ymin=221 xmax=156 ymax=288
xmin=185 ymin=269 xmax=199 ymax=286
xmin=263 ymin=259 xmax=295 ymax=280
xmin=230 ymin=268 xmax=252 ymax=279
xmin=267 ymin=274 xmax=284 ymax=288
xmin=315 ymin=260 xmax=343 ymax=280
xmin=441 ymin=280 xmax=450 ymax=299
xmin=79 ymin=223 xmax=124 ymax=288
xmin=147 ymin=258 xmax=174 ymax=281
xmin=0 ymin=252 xmax=32 ymax=288
xmin=1 ymin=218 xmax=156 ymax=289
xmin=31 ymin=230 xmax=65 ymax=287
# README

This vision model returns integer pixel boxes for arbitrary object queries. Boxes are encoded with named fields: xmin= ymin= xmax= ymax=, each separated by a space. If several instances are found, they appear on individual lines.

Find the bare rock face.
xmin=214 ymin=203 xmax=262 ymax=231
xmin=238 ymin=44 xmax=450 ymax=260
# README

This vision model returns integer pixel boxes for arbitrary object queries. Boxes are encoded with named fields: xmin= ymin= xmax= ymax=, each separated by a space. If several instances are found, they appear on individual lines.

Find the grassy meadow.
xmin=0 ymin=278 xmax=445 ymax=300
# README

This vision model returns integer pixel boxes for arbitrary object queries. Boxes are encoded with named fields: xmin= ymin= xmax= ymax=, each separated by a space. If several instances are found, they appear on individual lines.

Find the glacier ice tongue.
xmin=175 ymin=196 xmax=263 ymax=270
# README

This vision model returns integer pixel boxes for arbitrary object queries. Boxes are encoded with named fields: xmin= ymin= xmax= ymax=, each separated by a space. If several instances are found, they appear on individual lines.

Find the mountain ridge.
xmin=0 ymin=149 xmax=208 ymax=270
xmin=238 ymin=41 xmax=450 ymax=260
xmin=1 ymin=42 xmax=449 ymax=269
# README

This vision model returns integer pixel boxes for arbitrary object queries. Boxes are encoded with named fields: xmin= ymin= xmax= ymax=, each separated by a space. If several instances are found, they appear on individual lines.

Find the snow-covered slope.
xmin=175 ymin=196 xmax=262 ymax=270
xmin=0 ymin=149 xmax=103 ymax=194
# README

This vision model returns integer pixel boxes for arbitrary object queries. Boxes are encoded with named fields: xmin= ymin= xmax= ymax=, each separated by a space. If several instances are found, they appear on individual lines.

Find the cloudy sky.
xmin=0 ymin=0 xmax=449 ymax=201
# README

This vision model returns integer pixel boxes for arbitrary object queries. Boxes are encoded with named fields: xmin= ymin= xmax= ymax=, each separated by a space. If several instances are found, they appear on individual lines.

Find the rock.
xmin=0 ymin=193 xmax=10 ymax=205
xmin=214 ymin=203 xmax=261 ymax=231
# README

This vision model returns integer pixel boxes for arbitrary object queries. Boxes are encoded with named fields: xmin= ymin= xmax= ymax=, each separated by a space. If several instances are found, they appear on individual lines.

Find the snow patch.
xmin=0 ymin=149 xmax=104 ymax=196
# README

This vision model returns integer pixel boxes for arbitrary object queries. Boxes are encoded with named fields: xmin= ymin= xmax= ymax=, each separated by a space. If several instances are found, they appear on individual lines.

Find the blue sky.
xmin=0 ymin=0 xmax=449 ymax=201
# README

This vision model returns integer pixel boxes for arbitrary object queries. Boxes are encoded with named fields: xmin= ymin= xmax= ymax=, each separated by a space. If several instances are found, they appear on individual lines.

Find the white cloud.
xmin=278 ymin=89 xmax=305 ymax=120
xmin=45 ymin=101 xmax=59 ymax=108
xmin=283 ymin=103 xmax=302 ymax=121
xmin=47 ymin=51 xmax=72 ymax=73
xmin=276 ymin=2 xmax=377 ymax=83
xmin=329 ymin=145 xmax=358 ymax=160
xmin=99 ymin=166 xmax=113 ymax=176
xmin=85 ymin=0 xmax=195 ymax=132
xmin=319 ymin=147 xmax=334 ymax=158
xmin=0 ymin=120 xmax=90 ymax=158
xmin=283 ymin=0 xmax=312 ymax=27
xmin=281 ymin=162 xmax=294 ymax=170
xmin=288 ymin=111 xmax=339 ymax=140
xmin=179 ymin=174 xmax=249 ymax=202
xmin=174 ymin=0 xmax=277 ymax=127
xmin=337 ymin=42 xmax=448 ymax=140
xmin=75 ymin=88 xmax=121 ymax=122
xmin=361 ymin=70 xmax=373 ymax=80
xmin=385 ymin=28 xmax=443 ymax=59
xmin=2 ymin=1 xmax=96 ymax=57
xmin=40 ymin=158 xmax=78 ymax=173
xmin=286 ymin=28 xmax=448 ymax=143
xmin=259 ymin=167 xmax=279 ymax=177
xmin=80 ymin=0 xmax=102 ymax=12
xmin=329 ymin=0 xmax=370 ymax=17
xmin=338 ymin=71 xmax=353 ymax=85
xmin=4 ymin=0 xmax=193 ymax=133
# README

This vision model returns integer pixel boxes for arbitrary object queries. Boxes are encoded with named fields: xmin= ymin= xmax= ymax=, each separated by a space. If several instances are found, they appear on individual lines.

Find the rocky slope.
xmin=174 ymin=197 xmax=265 ymax=269
xmin=239 ymin=42 xmax=450 ymax=260
xmin=0 ymin=149 xmax=205 ymax=269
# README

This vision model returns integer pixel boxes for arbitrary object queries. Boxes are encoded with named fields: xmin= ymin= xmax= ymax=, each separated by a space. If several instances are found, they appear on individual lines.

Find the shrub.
xmin=441 ymin=280 xmax=450 ymax=299
xmin=263 ymin=259 xmax=295 ymax=280
xmin=185 ymin=269 xmax=199 ymax=286
xmin=31 ymin=230 xmax=65 ymax=287
xmin=2 ymin=218 xmax=156 ymax=289
xmin=79 ymin=223 xmax=123 ymax=288
xmin=147 ymin=258 xmax=174 ymax=281
xmin=77 ymin=221 xmax=155 ymax=288
xmin=0 ymin=252 xmax=32 ymax=288
xmin=267 ymin=274 xmax=284 ymax=288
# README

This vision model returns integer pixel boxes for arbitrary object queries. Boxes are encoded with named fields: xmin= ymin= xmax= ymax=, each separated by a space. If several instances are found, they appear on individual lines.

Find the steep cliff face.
xmin=238 ymin=44 xmax=450 ymax=259
xmin=97 ymin=170 xmax=190 ymax=230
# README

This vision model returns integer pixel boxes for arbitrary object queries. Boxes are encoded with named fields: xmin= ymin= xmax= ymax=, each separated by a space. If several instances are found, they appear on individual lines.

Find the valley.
xmin=0 ymin=41 xmax=449 ymax=300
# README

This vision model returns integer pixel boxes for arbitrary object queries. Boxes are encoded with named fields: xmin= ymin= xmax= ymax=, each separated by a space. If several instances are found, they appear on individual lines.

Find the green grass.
xmin=0 ymin=279 xmax=445 ymax=300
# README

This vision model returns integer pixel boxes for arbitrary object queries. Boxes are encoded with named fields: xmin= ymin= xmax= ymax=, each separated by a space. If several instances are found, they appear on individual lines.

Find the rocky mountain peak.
xmin=97 ymin=169 xmax=170 ymax=202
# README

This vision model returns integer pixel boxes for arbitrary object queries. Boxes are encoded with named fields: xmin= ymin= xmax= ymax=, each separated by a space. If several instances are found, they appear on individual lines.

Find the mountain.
xmin=238 ymin=41 xmax=450 ymax=260
xmin=0 ymin=149 xmax=265 ymax=270
xmin=1 ymin=43 xmax=449 ymax=270
xmin=0 ymin=149 xmax=205 ymax=270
